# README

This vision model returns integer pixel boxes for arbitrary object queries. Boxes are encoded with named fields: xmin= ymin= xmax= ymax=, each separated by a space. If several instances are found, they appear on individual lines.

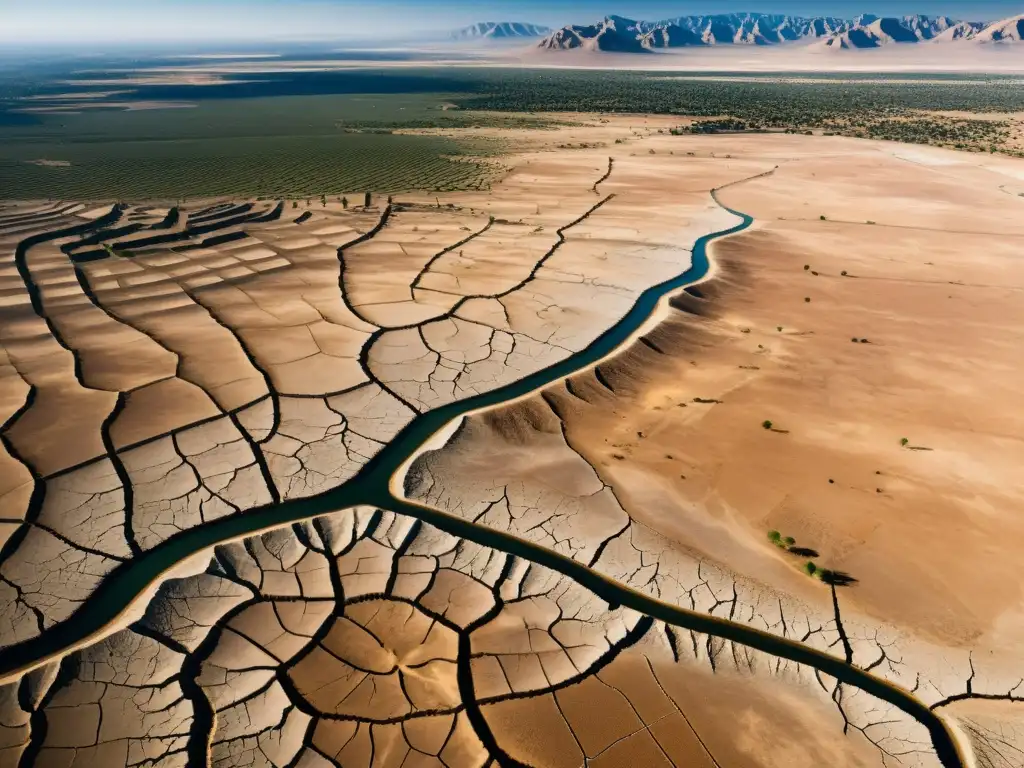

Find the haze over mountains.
xmin=450 ymin=21 xmax=552 ymax=40
xmin=460 ymin=11 xmax=1024 ymax=52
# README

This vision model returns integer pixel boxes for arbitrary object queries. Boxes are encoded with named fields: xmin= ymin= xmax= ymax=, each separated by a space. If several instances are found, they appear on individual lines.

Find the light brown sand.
xmin=533 ymin=135 xmax=1024 ymax=652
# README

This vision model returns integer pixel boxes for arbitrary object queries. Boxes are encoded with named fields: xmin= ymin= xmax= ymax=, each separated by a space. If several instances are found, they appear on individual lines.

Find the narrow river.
xmin=0 ymin=182 xmax=966 ymax=768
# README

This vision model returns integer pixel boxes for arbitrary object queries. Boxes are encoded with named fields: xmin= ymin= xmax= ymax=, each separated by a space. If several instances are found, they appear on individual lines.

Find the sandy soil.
xmin=397 ymin=126 xmax=1024 ymax=751
xmin=409 ymin=129 xmax=1024 ymax=654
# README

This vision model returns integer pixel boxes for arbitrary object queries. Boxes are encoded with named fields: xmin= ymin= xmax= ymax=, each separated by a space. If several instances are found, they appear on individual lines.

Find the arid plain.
xmin=1 ymin=115 xmax=1023 ymax=767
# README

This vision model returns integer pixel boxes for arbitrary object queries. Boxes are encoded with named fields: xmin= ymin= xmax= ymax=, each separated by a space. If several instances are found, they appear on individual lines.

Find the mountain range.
xmin=450 ymin=21 xmax=552 ymax=40
xmin=498 ymin=12 xmax=1024 ymax=52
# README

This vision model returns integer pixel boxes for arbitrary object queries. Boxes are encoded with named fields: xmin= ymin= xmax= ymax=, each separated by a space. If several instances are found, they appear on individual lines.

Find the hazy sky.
xmin=3 ymin=0 xmax=1022 ymax=43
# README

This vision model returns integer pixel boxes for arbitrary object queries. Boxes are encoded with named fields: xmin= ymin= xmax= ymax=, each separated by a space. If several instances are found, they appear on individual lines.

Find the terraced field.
xmin=2 ymin=123 xmax=1024 ymax=767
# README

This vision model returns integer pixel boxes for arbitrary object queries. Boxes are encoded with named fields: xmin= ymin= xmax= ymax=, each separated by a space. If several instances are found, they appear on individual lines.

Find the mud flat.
xmin=0 ymin=121 xmax=1018 ymax=766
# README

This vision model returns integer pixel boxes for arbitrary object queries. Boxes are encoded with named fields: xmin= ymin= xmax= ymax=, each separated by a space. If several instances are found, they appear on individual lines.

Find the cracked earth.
xmin=0 ymin=119 xmax=1022 ymax=766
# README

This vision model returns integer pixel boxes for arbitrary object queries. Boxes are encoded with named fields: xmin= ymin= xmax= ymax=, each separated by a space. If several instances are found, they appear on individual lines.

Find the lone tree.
xmin=804 ymin=561 xmax=818 ymax=577
xmin=320 ymin=195 xmax=327 ymax=208
xmin=784 ymin=536 xmax=796 ymax=547
xmin=767 ymin=530 xmax=782 ymax=545
xmin=342 ymin=196 xmax=348 ymax=210
xmin=762 ymin=420 xmax=774 ymax=430
xmin=901 ymin=437 xmax=910 ymax=447
xmin=364 ymin=191 xmax=372 ymax=208
xmin=292 ymin=201 xmax=298 ymax=209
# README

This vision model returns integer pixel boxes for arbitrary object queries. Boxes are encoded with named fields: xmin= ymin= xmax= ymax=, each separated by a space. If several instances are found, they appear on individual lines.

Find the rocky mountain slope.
xmin=535 ymin=11 xmax=1022 ymax=52
xmin=974 ymin=13 xmax=1024 ymax=43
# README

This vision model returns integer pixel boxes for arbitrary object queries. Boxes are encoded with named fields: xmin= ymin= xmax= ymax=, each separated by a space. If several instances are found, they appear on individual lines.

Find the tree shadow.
xmin=787 ymin=546 xmax=819 ymax=558
xmin=820 ymin=570 xmax=858 ymax=587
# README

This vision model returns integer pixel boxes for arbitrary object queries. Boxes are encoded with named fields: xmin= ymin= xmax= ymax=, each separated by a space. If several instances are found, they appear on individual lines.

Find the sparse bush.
xmin=805 ymin=297 xmax=811 ymax=303
xmin=784 ymin=536 xmax=796 ymax=547
xmin=342 ymin=196 xmax=349 ymax=209
xmin=841 ymin=270 xmax=848 ymax=276
xmin=364 ymin=191 xmax=372 ymax=207
xmin=820 ymin=215 xmax=827 ymax=221
xmin=803 ymin=264 xmax=810 ymax=270
xmin=901 ymin=437 xmax=910 ymax=447
xmin=768 ymin=530 xmax=782 ymax=544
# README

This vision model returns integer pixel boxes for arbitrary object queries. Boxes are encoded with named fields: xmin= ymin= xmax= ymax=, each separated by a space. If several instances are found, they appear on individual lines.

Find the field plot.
xmin=0 ymin=133 xmax=498 ymax=200
xmin=0 ymin=94 xmax=507 ymax=200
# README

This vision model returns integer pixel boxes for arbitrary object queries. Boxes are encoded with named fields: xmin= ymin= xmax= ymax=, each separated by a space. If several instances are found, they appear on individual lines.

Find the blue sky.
xmin=3 ymin=0 xmax=1021 ymax=42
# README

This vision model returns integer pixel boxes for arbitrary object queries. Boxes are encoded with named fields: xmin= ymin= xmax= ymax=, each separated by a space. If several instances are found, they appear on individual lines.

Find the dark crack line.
xmin=593 ymin=156 xmax=614 ymax=194
xmin=99 ymin=391 xmax=142 ymax=557
xmin=409 ymin=216 xmax=495 ymax=298
xmin=830 ymin=583 xmax=854 ymax=665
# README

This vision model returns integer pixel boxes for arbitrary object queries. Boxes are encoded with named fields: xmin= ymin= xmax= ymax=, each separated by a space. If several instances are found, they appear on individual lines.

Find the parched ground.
xmin=0 ymin=118 xmax=1021 ymax=766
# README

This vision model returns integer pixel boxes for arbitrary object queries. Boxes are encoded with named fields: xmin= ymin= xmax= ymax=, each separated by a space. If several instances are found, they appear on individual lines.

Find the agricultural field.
xmin=0 ymin=94 xmax=519 ymax=200
xmin=3 ymin=63 xmax=1024 ymax=200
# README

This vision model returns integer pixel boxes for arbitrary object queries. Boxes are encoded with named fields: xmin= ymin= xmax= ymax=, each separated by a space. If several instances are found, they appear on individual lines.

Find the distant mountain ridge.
xmin=533 ymin=11 xmax=1023 ymax=52
xmin=450 ymin=21 xmax=551 ymax=40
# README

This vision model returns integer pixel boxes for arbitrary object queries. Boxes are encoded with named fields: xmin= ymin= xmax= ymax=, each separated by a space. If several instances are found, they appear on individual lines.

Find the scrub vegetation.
xmin=3 ymin=65 xmax=1023 ymax=199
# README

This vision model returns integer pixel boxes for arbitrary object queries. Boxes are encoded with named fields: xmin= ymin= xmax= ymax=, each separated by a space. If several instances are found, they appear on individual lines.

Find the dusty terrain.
xmin=0 ymin=117 xmax=1021 ymax=766
xmin=402 ymin=126 xmax=1024 ymax=763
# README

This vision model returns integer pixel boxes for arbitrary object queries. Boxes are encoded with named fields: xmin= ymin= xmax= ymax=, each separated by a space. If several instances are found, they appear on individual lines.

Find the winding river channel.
xmin=0 ymin=184 xmax=966 ymax=768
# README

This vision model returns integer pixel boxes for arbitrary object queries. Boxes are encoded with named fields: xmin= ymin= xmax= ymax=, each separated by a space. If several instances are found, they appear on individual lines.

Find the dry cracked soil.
xmin=1 ymin=116 xmax=1023 ymax=768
